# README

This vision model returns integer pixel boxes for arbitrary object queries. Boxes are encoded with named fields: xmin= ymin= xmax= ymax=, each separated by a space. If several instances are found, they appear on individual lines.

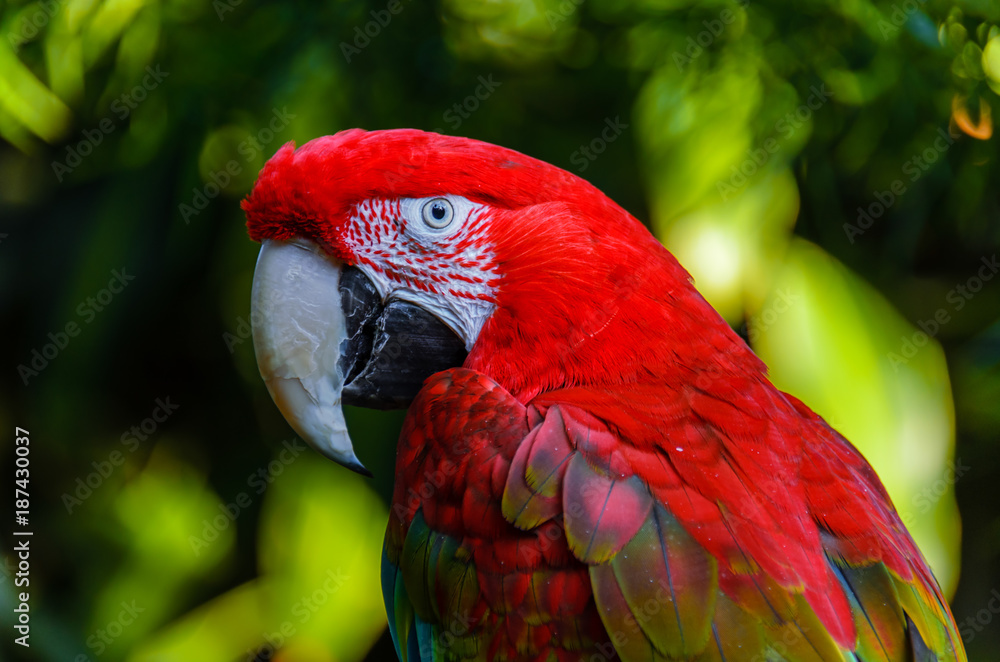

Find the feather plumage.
xmin=382 ymin=369 xmax=964 ymax=661
xmin=244 ymin=129 xmax=965 ymax=662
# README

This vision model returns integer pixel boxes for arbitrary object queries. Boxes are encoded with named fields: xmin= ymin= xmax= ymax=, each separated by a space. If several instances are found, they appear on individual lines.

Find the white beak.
xmin=250 ymin=239 xmax=368 ymax=474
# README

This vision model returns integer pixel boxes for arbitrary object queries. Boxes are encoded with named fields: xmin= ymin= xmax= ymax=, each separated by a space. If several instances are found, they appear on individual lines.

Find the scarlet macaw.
xmin=242 ymin=129 xmax=965 ymax=662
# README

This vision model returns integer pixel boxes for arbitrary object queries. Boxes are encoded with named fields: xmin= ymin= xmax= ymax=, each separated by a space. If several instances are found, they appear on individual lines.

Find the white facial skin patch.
xmin=341 ymin=194 xmax=501 ymax=351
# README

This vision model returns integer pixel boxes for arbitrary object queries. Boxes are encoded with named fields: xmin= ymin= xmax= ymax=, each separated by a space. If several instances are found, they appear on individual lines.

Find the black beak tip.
xmin=346 ymin=460 xmax=373 ymax=478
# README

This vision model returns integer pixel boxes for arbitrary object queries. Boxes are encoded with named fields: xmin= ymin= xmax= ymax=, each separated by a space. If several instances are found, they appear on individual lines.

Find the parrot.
xmin=241 ymin=128 xmax=966 ymax=662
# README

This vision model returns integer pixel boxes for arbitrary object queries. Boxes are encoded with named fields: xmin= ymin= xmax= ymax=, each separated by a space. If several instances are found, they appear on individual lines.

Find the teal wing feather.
xmin=383 ymin=510 xmax=482 ymax=661
xmin=382 ymin=539 xmax=415 ymax=661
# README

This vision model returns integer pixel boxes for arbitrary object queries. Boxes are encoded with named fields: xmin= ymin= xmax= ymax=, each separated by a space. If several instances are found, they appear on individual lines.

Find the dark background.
xmin=1 ymin=0 xmax=998 ymax=660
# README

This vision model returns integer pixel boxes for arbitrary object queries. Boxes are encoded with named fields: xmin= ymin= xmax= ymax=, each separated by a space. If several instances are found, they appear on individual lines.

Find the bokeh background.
xmin=1 ymin=0 xmax=999 ymax=659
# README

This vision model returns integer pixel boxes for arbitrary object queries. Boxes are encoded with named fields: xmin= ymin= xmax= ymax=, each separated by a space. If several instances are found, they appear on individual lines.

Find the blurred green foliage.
xmin=1 ymin=0 xmax=999 ymax=660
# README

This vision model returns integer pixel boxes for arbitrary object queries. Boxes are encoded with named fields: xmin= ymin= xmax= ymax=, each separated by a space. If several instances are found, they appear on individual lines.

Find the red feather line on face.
xmin=339 ymin=198 xmax=498 ymax=301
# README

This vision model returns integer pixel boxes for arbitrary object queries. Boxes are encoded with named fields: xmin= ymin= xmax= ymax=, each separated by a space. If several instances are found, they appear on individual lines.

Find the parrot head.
xmin=242 ymin=128 xmax=755 ymax=473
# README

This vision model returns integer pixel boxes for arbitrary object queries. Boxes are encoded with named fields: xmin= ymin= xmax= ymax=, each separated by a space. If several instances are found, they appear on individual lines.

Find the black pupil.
xmin=432 ymin=203 xmax=446 ymax=219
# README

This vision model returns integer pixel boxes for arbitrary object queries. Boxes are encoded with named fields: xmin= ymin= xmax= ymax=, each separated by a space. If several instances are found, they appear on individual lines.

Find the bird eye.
xmin=421 ymin=198 xmax=454 ymax=229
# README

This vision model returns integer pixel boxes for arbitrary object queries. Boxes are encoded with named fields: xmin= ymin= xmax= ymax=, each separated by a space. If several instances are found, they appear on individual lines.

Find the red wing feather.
xmin=386 ymin=368 xmax=964 ymax=661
